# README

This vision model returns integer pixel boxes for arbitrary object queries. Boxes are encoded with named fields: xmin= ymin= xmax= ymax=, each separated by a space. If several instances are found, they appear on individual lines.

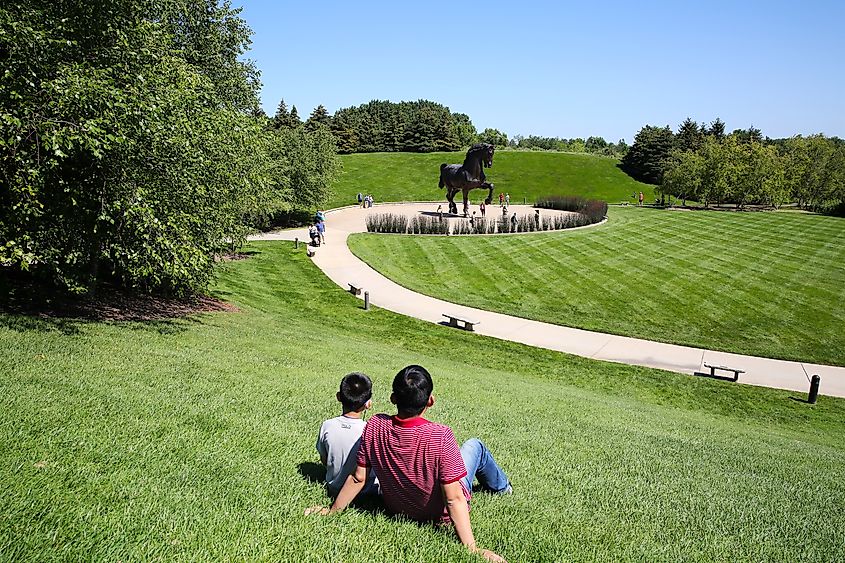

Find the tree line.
xmin=1 ymin=0 xmax=339 ymax=297
xmin=622 ymin=119 xmax=845 ymax=213
xmin=274 ymin=99 xmax=629 ymax=158
xmin=273 ymin=99 xmax=475 ymax=154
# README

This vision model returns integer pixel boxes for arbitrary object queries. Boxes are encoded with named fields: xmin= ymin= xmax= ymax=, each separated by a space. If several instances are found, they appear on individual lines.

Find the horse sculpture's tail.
xmin=438 ymin=163 xmax=447 ymax=188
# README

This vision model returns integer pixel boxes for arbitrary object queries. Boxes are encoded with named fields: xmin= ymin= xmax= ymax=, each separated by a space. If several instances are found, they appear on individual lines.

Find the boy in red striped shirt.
xmin=307 ymin=365 xmax=511 ymax=562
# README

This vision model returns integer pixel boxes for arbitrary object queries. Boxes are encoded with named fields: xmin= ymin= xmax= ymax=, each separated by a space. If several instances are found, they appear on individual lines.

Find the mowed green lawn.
xmin=2 ymin=243 xmax=845 ymax=561
xmin=349 ymin=207 xmax=845 ymax=366
xmin=329 ymin=150 xmax=654 ymax=209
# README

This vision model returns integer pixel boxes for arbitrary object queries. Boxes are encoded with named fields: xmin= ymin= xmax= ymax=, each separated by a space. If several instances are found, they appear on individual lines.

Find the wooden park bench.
xmin=703 ymin=362 xmax=745 ymax=382
xmin=442 ymin=313 xmax=480 ymax=332
xmin=348 ymin=282 xmax=363 ymax=296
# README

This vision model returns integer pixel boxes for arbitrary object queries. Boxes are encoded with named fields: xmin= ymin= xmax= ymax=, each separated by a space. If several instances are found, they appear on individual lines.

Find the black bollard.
xmin=364 ymin=291 xmax=370 ymax=311
xmin=808 ymin=374 xmax=820 ymax=404
xmin=295 ymin=237 xmax=299 ymax=249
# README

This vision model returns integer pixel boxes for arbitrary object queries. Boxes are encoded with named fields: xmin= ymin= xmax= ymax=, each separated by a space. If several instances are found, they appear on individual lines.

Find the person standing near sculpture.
xmin=480 ymin=200 xmax=486 ymax=218
xmin=505 ymin=193 xmax=510 ymax=207
xmin=499 ymin=192 xmax=504 ymax=207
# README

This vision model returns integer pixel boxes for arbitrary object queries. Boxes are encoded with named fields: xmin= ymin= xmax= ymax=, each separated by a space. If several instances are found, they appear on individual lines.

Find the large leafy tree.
xmin=0 ymin=0 xmax=275 ymax=295
xmin=477 ymin=128 xmax=509 ymax=148
xmin=782 ymin=135 xmax=845 ymax=211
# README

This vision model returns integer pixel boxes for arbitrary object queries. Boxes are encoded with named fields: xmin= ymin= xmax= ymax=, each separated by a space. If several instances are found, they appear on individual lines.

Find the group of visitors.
xmin=307 ymin=365 xmax=511 ymax=562
xmin=357 ymin=192 xmax=375 ymax=208
xmin=497 ymin=192 xmax=510 ymax=207
xmin=308 ymin=209 xmax=326 ymax=247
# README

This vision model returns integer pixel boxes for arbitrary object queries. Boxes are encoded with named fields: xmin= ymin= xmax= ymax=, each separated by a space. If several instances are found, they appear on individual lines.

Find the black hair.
xmin=339 ymin=372 xmax=372 ymax=412
xmin=392 ymin=365 xmax=433 ymax=416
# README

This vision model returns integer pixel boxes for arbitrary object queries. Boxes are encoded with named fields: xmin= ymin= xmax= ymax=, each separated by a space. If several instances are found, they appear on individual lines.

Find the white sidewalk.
xmin=251 ymin=202 xmax=845 ymax=399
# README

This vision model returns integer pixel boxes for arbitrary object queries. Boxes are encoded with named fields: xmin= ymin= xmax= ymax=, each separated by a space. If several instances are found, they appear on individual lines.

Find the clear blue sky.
xmin=239 ymin=0 xmax=844 ymax=143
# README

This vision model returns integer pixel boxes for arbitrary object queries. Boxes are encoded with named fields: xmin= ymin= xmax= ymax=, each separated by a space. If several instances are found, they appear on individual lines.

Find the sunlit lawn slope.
xmin=349 ymin=207 xmax=845 ymax=366
xmin=329 ymin=150 xmax=654 ymax=209
xmin=2 ymin=243 xmax=844 ymax=561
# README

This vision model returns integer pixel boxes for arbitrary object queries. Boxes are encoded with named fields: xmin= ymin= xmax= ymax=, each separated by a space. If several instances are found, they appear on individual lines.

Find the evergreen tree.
xmin=273 ymin=99 xmax=293 ymax=129
xmin=306 ymin=104 xmax=331 ymax=131
xmin=290 ymin=105 xmax=301 ymax=126
xmin=706 ymin=118 xmax=726 ymax=140
xmin=676 ymin=117 xmax=704 ymax=152
xmin=621 ymin=125 xmax=675 ymax=184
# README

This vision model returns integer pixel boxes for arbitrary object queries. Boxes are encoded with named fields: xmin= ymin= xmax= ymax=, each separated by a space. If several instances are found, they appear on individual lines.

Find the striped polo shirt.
xmin=357 ymin=413 xmax=470 ymax=522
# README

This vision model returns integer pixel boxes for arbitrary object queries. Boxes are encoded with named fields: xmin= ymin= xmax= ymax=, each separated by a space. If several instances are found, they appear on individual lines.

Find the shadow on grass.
xmin=789 ymin=396 xmax=814 ymax=405
xmin=297 ymin=461 xmax=388 ymax=516
xmin=0 ymin=269 xmax=237 ymax=336
xmin=693 ymin=371 xmax=739 ymax=383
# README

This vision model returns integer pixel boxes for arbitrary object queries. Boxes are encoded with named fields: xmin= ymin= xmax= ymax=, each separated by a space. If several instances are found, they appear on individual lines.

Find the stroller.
xmin=308 ymin=225 xmax=321 ymax=247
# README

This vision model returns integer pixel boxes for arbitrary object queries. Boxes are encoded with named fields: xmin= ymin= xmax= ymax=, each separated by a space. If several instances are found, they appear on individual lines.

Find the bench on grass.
xmin=348 ymin=282 xmax=363 ymax=296
xmin=443 ymin=313 xmax=480 ymax=332
xmin=703 ymin=363 xmax=745 ymax=381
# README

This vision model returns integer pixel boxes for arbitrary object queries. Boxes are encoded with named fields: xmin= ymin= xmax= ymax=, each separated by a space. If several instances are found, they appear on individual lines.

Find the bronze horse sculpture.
xmin=439 ymin=143 xmax=495 ymax=216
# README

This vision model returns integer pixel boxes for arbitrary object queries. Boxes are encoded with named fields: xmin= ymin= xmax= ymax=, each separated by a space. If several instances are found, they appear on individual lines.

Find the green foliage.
xmin=0 ymin=2 xmax=339 ymax=295
xmin=621 ymin=125 xmax=675 ymax=184
xmin=271 ymin=127 xmax=341 ymax=211
xmin=662 ymin=133 xmax=843 ymax=210
xmin=781 ymin=135 xmax=845 ymax=212
xmin=675 ymin=117 xmax=705 ymax=152
xmin=450 ymin=113 xmax=478 ymax=149
xmin=305 ymin=104 xmax=331 ymax=132
xmin=705 ymin=117 xmax=726 ymax=139
xmin=510 ymin=135 xmax=628 ymax=157
xmin=0 ymin=1 xmax=280 ymax=295
xmin=330 ymin=100 xmax=466 ymax=153
xmin=477 ymin=128 xmax=509 ymax=148
xmin=273 ymin=99 xmax=297 ymax=129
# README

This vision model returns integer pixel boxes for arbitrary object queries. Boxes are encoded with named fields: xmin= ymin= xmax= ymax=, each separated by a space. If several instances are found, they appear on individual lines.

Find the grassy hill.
xmin=2 ymin=243 xmax=844 ymax=561
xmin=329 ymin=150 xmax=654 ymax=209
xmin=349 ymin=207 xmax=845 ymax=366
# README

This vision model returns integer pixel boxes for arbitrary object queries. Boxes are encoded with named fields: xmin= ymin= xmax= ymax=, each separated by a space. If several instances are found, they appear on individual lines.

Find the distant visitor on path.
xmin=505 ymin=193 xmax=510 ymax=207
xmin=480 ymin=200 xmax=486 ymax=218
xmin=308 ymin=224 xmax=320 ymax=247
xmin=315 ymin=372 xmax=379 ymax=499
xmin=638 ymin=191 xmax=644 ymax=206
xmin=499 ymin=192 xmax=504 ymax=207
xmin=357 ymin=192 xmax=363 ymax=205
xmin=306 ymin=364 xmax=511 ymax=563
xmin=511 ymin=213 xmax=517 ymax=228
xmin=316 ymin=220 xmax=325 ymax=245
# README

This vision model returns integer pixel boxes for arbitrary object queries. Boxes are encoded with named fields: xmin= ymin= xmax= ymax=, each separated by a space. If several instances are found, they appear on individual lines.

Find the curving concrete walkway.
xmin=251 ymin=202 xmax=845 ymax=399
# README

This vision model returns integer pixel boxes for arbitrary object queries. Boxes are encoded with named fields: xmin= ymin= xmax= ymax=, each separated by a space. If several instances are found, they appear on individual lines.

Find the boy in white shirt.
xmin=316 ymin=372 xmax=378 ymax=497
